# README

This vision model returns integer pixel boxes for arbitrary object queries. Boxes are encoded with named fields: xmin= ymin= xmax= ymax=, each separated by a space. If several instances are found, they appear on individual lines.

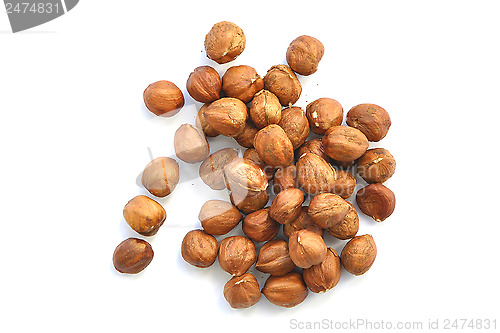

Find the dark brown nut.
xmin=357 ymin=148 xmax=396 ymax=184
xmin=243 ymin=148 xmax=276 ymax=181
xmin=255 ymin=239 xmax=295 ymax=276
xmin=219 ymin=236 xmax=257 ymax=276
xmin=242 ymin=208 xmax=280 ymax=242
xmin=261 ymin=272 xmax=308 ymax=308
xmin=308 ymin=193 xmax=350 ymax=229
xmin=199 ymin=148 xmax=239 ymax=190
xmin=327 ymin=202 xmax=359 ymax=240
xmin=234 ymin=119 xmax=258 ymax=148
xmin=123 ymin=195 xmax=166 ymax=236
xmin=341 ymin=234 xmax=377 ymax=275
xmin=186 ymin=66 xmax=221 ymax=103
xmin=143 ymin=80 xmax=184 ymax=117
xmin=288 ymin=229 xmax=327 ymax=269
xmin=323 ymin=126 xmax=369 ymax=162
xmin=181 ymin=229 xmax=219 ymax=268
xmin=205 ymin=97 xmax=248 ymax=137
xmin=273 ymin=165 xmax=297 ymax=194
xmin=224 ymin=273 xmax=261 ymax=309
xmin=263 ymin=65 xmax=302 ymax=106
xmin=332 ymin=170 xmax=356 ymax=199
xmin=224 ymin=158 xmax=268 ymax=193
xmin=253 ymin=125 xmax=294 ymax=167
xmin=269 ymin=188 xmax=304 ymax=224
xmin=230 ymin=189 xmax=269 ymax=214
xmin=306 ymin=98 xmax=343 ymax=135
xmin=296 ymin=138 xmax=332 ymax=163
xmin=356 ymin=183 xmax=395 ymax=222
xmin=296 ymin=153 xmax=336 ymax=195
xmin=279 ymin=106 xmax=310 ymax=150
xmin=196 ymin=103 xmax=219 ymax=137
xmin=113 ymin=238 xmax=154 ymax=274
xmin=204 ymin=21 xmax=245 ymax=64
xmin=283 ymin=206 xmax=324 ymax=238
xmin=222 ymin=65 xmax=264 ymax=103
xmin=303 ymin=248 xmax=341 ymax=293
xmin=141 ymin=157 xmax=179 ymax=197
xmin=249 ymin=90 xmax=282 ymax=129
xmin=346 ymin=103 xmax=391 ymax=142
xmin=174 ymin=124 xmax=210 ymax=163
xmin=198 ymin=200 xmax=242 ymax=235
xmin=286 ymin=35 xmax=324 ymax=76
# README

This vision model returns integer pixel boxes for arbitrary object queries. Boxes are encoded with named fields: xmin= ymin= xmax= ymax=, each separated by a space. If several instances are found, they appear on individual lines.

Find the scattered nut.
xmin=199 ymin=148 xmax=239 ymax=190
xmin=242 ymin=208 xmax=280 ymax=242
xmin=123 ymin=195 xmax=166 ymax=236
xmin=263 ymin=65 xmax=302 ymax=106
xmin=222 ymin=65 xmax=264 ymax=103
xmin=186 ymin=66 xmax=221 ymax=103
xmin=141 ymin=157 xmax=179 ymax=197
xmin=357 ymin=148 xmax=396 ymax=183
xmin=306 ymin=98 xmax=343 ymax=135
xmin=296 ymin=153 xmax=336 ymax=195
xmin=279 ymin=106 xmax=310 ymax=150
xmin=272 ymin=165 xmax=297 ymax=194
xmin=249 ymin=90 xmax=282 ymax=129
xmin=288 ymin=229 xmax=327 ymax=269
xmin=323 ymin=126 xmax=369 ymax=162
xmin=253 ymin=124 xmax=294 ymax=167
xmin=174 ymin=123 xmax=210 ymax=163
xmin=346 ymin=103 xmax=391 ymax=142
xmin=204 ymin=21 xmax=245 ymax=64
xmin=326 ymin=202 xmax=359 ymax=240
xmin=261 ymin=272 xmax=308 ymax=308
xmin=331 ymin=170 xmax=356 ymax=199
xmin=143 ymin=80 xmax=184 ymax=117
xmin=224 ymin=273 xmax=261 ymax=309
xmin=234 ymin=119 xmax=259 ymax=148
xmin=113 ymin=238 xmax=154 ymax=274
xmin=283 ymin=206 xmax=324 ymax=238
xmin=205 ymin=97 xmax=248 ymax=137
xmin=356 ymin=183 xmax=395 ymax=222
xmin=255 ymin=239 xmax=295 ymax=276
xmin=219 ymin=236 xmax=257 ymax=276
xmin=181 ymin=229 xmax=219 ymax=268
xmin=308 ymin=193 xmax=351 ymax=229
xmin=341 ymin=235 xmax=377 ymax=276
xmin=199 ymin=200 xmax=242 ymax=235
xmin=196 ymin=103 xmax=219 ymax=137
xmin=269 ymin=188 xmax=304 ymax=224
xmin=286 ymin=35 xmax=324 ymax=76
xmin=303 ymin=248 xmax=341 ymax=293
xmin=296 ymin=138 xmax=331 ymax=163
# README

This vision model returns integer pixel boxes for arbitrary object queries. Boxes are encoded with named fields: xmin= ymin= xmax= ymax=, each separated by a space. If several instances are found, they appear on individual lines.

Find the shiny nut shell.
xmin=205 ymin=97 xmax=248 ymax=137
xmin=279 ymin=106 xmax=310 ymax=150
xmin=143 ymin=80 xmax=184 ymax=117
xmin=326 ymin=202 xmax=359 ymax=240
xmin=204 ymin=21 xmax=246 ymax=64
xmin=253 ymin=124 xmax=294 ymax=167
xmin=306 ymin=98 xmax=343 ymax=135
xmin=255 ymin=239 xmax=296 ymax=276
xmin=308 ymin=193 xmax=351 ymax=229
xmin=346 ymin=103 xmax=391 ymax=142
xmin=341 ymin=234 xmax=377 ymax=275
xmin=219 ymin=236 xmax=257 ymax=276
xmin=123 ymin=195 xmax=166 ymax=236
xmin=269 ymin=188 xmax=304 ymax=224
xmin=249 ymin=90 xmax=282 ymax=129
xmin=141 ymin=157 xmax=179 ymax=197
xmin=199 ymin=148 xmax=239 ymax=190
xmin=261 ymin=272 xmax=308 ymax=308
xmin=357 ymin=148 xmax=396 ymax=184
xmin=303 ymin=248 xmax=341 ymax=293
xmin=181 ymin=230 xmax=219 ymax=268
xmin=242 ymin=208 xmax=280 ymax=242
xmin=222 ymin=65 xmax=264 ymax=103
xmin=288 ymin=229 xmax=327 ymax=269
xmin=224 ymin=273 xmax=261 ymax=309
xmin=296 ymin=153 xmax=336 ymax=195
xmin=199 ymin=200 xmax=242 ymax=235
xmin=113 ymin=238 xmax=154 ymax=274
xmin=356 ymin=183 xmax=395 ymax=222
xmin=286 ymin=35 xmax=325 ymax=76
xmin=263 ymin=65 xmax=302 ymax=106
xmin=323 ymin=126 xmax=369 ymax=162
xmin=186 ymin=66 xmax=221 ymax=103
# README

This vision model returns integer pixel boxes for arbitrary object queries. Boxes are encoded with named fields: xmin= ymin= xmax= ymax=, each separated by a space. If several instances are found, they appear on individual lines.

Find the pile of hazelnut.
xmin=113 ymin=21 xmax=396 ymax=309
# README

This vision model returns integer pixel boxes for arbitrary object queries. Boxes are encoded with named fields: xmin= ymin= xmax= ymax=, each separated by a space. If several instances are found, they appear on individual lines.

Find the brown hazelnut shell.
xmin=331 ymin=170 xmax=356 ymax=199
xmin=113 ymin=238 xmax=154 ymax=274
xmin=288 ymin=229 xmax=327 ymax=269
xmin=341 ymin=234 xmax=377 ymax=275
xmin=272 ymin=165 xmax=298 ymax=194
xmin=263 ymin=65 xmax=302 ymax=106
xmin=205 ymin=97 xmax=248 ymax=137
xmin=306 ymin=98 xmax=343 ymax=135
xmin=186 ymin=66 xmax=221 ymax=103
xmin=283 ymin=206 xmax=324 ymax=238
xmin=234 ymin=119 xmax=259 ymax=148
xmin=204 ymin=21 xmax=246 ymax=64
xmin=141 ymin=157 xmax=179 ymax=197
xmin=357 ymin=148 xmax=396 ymax=184
xmin=346 ymin=103 xmax=391 ymax=142
xmin=222 ymin=65 xmax=264 ymax=103
xmin=253 ymin=124 xmax=294 ymax=167
xmin=219 ymin=236 xmax=257 ymax=276
xmin=224 ymin=273 xmax=261 ymax=309
xmin=143 ymin=80 xmax=184 ymax=117
xmin=286 ymin=35 xmax=325 ymax=76
xmin=198 ymin=200 xmax=242 ymax=235
xmin=230 ymin=188 xmax=270 ymax=215
xmin=327 ymin=202 xmax=359 ymax=240
xmin=296 ymin=153 xmax=337 ymax=195
xmin=224 ymin=158 xmax=268 ymax=193
xmin=279 ymin=106 xmax=310 ymax=150
xmin=303 ymin=248 xmax=341 ymax=293
xmin=123 ymin=195 xmax=166 ymax=236
xmin=356 ymin=183 xmax=395 ymax=222
xmin=269 ymin=188 xmax=305 ymax=224
xmin=249 ymin=90 xmax=282 ymax=129
xmin=255 ymin=239 xmax=296 ymax=276
xmin=181 ymin=229 xmax=219 ymax=268
xmin=323 ymin=126 xmax=369 ymax=162
xmin=296 ymin=138 xmax=332 ymax=163
xmin=261 ymin=272 xmax=308 ymax=308
xmin=242 ymin=208 xmax=280 ymax=242
xmin=196 ymin=103 xmax=219 ymax=137
xmin=308 ymin=193 xmax=351 ymax=229
xmin=199 ymin=148 xmax=239 ymax=190
xmin=242 ymin=148 xmax=276 ymax=181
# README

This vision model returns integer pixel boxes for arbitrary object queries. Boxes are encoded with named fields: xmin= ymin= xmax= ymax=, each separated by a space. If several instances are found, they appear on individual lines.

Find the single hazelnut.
xmin=243 ymin=148 xmax=276 ymax=181
xmin=331 ymin=170 xmax=356 ymax=199
xmin=123 ymin=195 xmax=166 ymax=236
xmin=286 ymin=35 xmax=324 ymax=76
xmin=224 ymin=273 xmax=261 ymax=309
xmin=141 ymin=157 xmax=179 ymax=197
xmin=279 ymin=106 xmax=310 ymax=150
xmin=323 ymin=126 xmax=369 ymax=162
xmin=356 ymin=183 xmax=395 ymax=222
xmin=234 ymin=119 xmax=258 ymax=148
xmin=204 ymin=21 xmax=246 ymax=64
xmin=143 ymin=80 xmax=184 ymax=117
xmin=346 ymin=103 xmax=391 ymax=142
xmin=223 ymin=158 xmax=268 ymax=194
xmin=230 ymin=188 xmax=270 ymax=215
xmin=253 ymin=124 xmax=294 ymax=167
xmin=308 ymin=193 xmax=350 ymax=229
xmin=296 ymin=153 xmax=336 ymax=195
xmin=242 ymin=208 xmax=280 ymax=242
xmin=113 ymin=238 xmax=154 ymax=274
xmin=341 ymin=234 xmax=377 ymax=276
xmin=263 ymin=65 xmax=302 ymax=106
xmin=181 ymin=229 xmax=219 ymax=268
xmin=196 ymin=103 xmax=219 ymax=137
xmin=306 ymin=98 xmax=343 ymax=135
xmin=303 ymin=248 xmax=341 ymax=293
xmin=261 ymin=272 xmax=308 ymax=308
xmin=249 ymin=90 xmax=282 ymax=129
xmin=205 ymin=97 xmax=248 ymax=137
xmin=283 ymin=206 xmax=324 ymax=238
xmin=269 ymin=188 xmax=305 ymax=225
xmin=186 ymin=66 xmax=221 ymax=103
xmin=357 ymin=148 xmax=396 ymax=184
xmin=219 ymin=236 xmax=257 ymax=276
xmin=199 ymin=148 xmax=239 ymax=190
xmin=222 ymin=65 xmax=264 ymax=103
xmin=272 ymin=165 xmax=297 ymax=194
xmin=174 ymin=123 xmax=210 ymax=163
xmin=296 ymin=138 xmax=332 ymax=163
xmin=198 ymin=200 xmax=242 ymax=235
xmin=255 ymin=239 xmax=295 ymax=276
xmin=327 ymin=202 xmax=359 ymax=240
xmin=288 ymin=229 xmax=327 ymax=269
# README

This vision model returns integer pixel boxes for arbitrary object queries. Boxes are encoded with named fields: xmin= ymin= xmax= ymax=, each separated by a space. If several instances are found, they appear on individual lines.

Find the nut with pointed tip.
xmin=261 ymin=272 xmax=308 ymax=308
xmin=242 ymin=208 xmax=280 ymax=242
xmin=296 ymin=138 xmax=331 ymax=163
xmin=255 ymin=239 xmax=296 ymax=276
xmin=249 ymin=90 xmax=282 ymax=129
xmin=296 ymin=153 xmax=336 ymax=195
xmin=222 ymin=65 xmax=264 ymax=103
xmin=341 ymin=235 xmax=377 ymax=275
xmin=198 ymin=200 xmax=242 ymax=235
xmin=196 ymin=103 xmax=219 ymax=137
xmin=356 ymin=183 xmax=396 ymax=222
xmin=123 ymin=195 xmax=166 ymax=236
xmin=327 ymin=202 xmax=359 ymax=240
xmin=306 ymin=98 xmax=343 ymax=135
xmin=205 ymin=97 xmax=248 ymax=137
xmin=263 ymin=65 xmax=302 ymax=106
xmin=288 ymin=229 xmax=327 ymax=269
xmin=286 ymin=35 xmax=324 ymax=76
xmin=357 ymin=148 xmax=396 ymax=184
xmin=141 ymin=157 xmax=179 ymax=197
xmin=181 ymin=230 xmax=219 ymax=268
xmin=346 ymin=103 xmax=391 ymax=142
xmin=323 ymin=126 xmax=369 ymax=162
xmin=303 ymin=248 xmax=341 ymax=293
xmin=283 ymin=206 xmax=324 ymax=238
xmin=204 ymin=21 xmax=245 ymax=64
xmin=279 ymin=106 xmax=310 ymax=150
xmin=308 ymin=193 xmax=350 ymax=229
xmin=253 ymin=124 xmax=294 ymax=167
xmin=186 ymin=66 xmax=221 ymax=103
xmin=174 ymin=124 xmax=210 ymax=163
xmin=219 ymin=236 xmax=257 ymax=276
xmin=331 ymin=170 xmax=356 ymax=199
xmin=113 ymin=238 xmax=154 ymax=274
xmin=143 ymin=80 xmax=184 ymax=117
xmin=272 ymin=165 xmax=297 ymax=194
xmin=224 ymin=273 xmax=261 ymax=309
xmin=269 ymin=188 xmax=304 ymax=224
xmin=199 ymin=148 xmax=239 ymax=190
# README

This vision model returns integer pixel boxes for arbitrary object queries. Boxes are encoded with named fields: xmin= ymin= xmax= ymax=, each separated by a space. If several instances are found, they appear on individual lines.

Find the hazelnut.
xmin=174 ymin=124 xmax=210 ymax=163
xmin=196 ymin=103 xmax=219 ymax=137
xmin=288 ymin=229 xmax=327 ymax=269
xmin=143 ymin=80 xmax=184 ymax=117
xmin=331 ymin=170 xmax=356 ymax=199
xmin=123 ymin=195 xmax=166 ymax=236
xmin=356 ymin=183 xmax=395 ymax=222
xmin=186 ymin=66 xmax=221 ymax=103
xmin=296 ymin=138 xmax=331 ymax=163
xmin=223 ymin=158 xmax=268 ymax=194
xmin=222 ymin=65 xmax=264 ymax=103
xmin=141 ymin=157 xmax=179 ymax=197
xmin=272 ymin=165 xmax=298 ymax=194
xmin=242 ymin=208 xmax=280 ymax=242
xmin=199 ymin=148 xmax=239 ymax=190
xmin=308 ymin=193 xmax=350 ymax=229
xmin=230 ymin=189 xmax=270 ymax=215
xmin=224 ymin=273 xmax=261 ymax=309
xmin=296 ymin=153 xmax=336 ymax=195
xmin=253 ymin=124 xmax=294 ymax=167
xmin=113 ymin=238 xmax=154 ymax=274
xmin=198 ymin=200 xmax=242 ymax=235
xmin=323 ymin=126 xmax=369 ymax=162
xmin=286 ymin=35 xmax=324 ymax=76
xmin=219 ymin=236 xmax=257 ymax=276
xmin=181 ymin=229 xmax=219 ymax=268
xmin=204 ymin=21 xmax=246 ymax=64
xmin=341 ymin=234 xmax=377 ymax=276
xmin=263 ymin=65 xmax=302 ymax=106
xmin=327 ymin=202 xmax=359 ymax=240
xmin=255 ymin=239 xmax=295 ymax=276
xmin=269 ymin=188 xmax=305 ymax=225
xmin=261 ymin=272 xmax=308 ymax=308
xmin=346 ymin=103 xmax=391 ymax=142
xmin=243 ymin=148 xmax=276 ymax=181
xmin=234 ymin=119 xmax=258 ymax=148
xmin=303 ymin=248 xmax=341 ymax=293
xmin=332 ymin=159 xmax=356 ymax=170
xmin=283 ymin=206 xmax=324 ymax=238
xmin=306 ymin=98 xmax=343 ymax=135
xmin=249 ymin=90 xmax=282 ymax=129
xmin=357 ymin=148 xmax=396 ymax=184
xmin=279 ymin=106 xmax=310 ymax=150
xmin=205 ymin=97 xmax=248 ymax=137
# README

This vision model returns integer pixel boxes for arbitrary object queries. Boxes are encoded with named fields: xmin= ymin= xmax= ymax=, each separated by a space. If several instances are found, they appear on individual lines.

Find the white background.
xmin=1 ymin=1 xmax=499 ymax=332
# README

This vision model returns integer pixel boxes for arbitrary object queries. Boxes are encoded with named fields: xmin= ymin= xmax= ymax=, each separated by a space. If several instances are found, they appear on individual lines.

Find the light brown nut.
xmin=341 ymin=234 xmax=377 ymax=275
xmin=272 ymin=165 xmax=297 ymax=194
xmin=174 ymin=124 xmax=210 ymax=163
xmin=296 ymin=153 xmax=336 ymax=195
xmin=204 ymin=21 xmax=245 ymax=64
xmin=223 ymin=158 xmax=268 ymax=193
xmin=222 ymin=65 xmax=264 ymax=103
xmin=306 ymin=98 xmax=343 ymax=135
xmin=283 ymin=206 xmax=324 ymax=238
xmin=357 ymin=148 xmax=396 ymax=184
xmin=288 ymin=229 xmax=327 ymax=269
xmin=141 ymin=157 xmax=179 ymax=197
xmin=356 ymin=183 xmax=395 ymax=222
xmin=242 ymin=208 xmax=280 ymax=242
xmin=286 ymin=35 xmax=325 ymax=76
xmin=143 ymin=80 xmax=184 ymax=117
xmin=323 ymin=126 xmax=369 ymax=162
xmin=269 ymin=188 xmax=305 ymax=225
xmin=255 ymin=239 xmax=296 ymax=276
xmin=249 ymin=90 xmax=282 ymax=129
xmin=261 ymin=272 xmax=308 ymax=308
xmin=331 ymin=170 xmax=356 ymax=199
xmin=279 ymin=106 xmax=310 ymax=150
xmin=326 ymin=202 xmax=359 ymax=240
xmin=296 ymin=138 xmax=332 ymax=163
xmin=186 ymin=66 xmax=221 ymax=103
xmin=234 ymin=119 xmax=258 ymax=148
xmin=303 ymin=248 xmax=341 ymax=293
xmin=199 ymin=148 xmax=239 ymax=190
xmin=308 ymin=193 xmax=350 ymax=229
xmin=230 ymin=188 xmax=269 ymax=215
xmin=181 ymin=230 xmax=219 ymax=268
xmin=123 ymin=195 xmax=166 ymax=236
xmin=219 ymin=236 xmax=257 ymax=276
xmin=196 ymin=103 xmax=219 ymax=137
xmin=198 ymin=200 xmax=242 ymax=235
xmin=224 ymin=273 xmax=261 ymax=309
xmin=113 ymin=238 xmax=154 ymax=274
xmin=263 ymin=65 xmax=302 ymax=106
xmin=346 ymin=103 xmax=391 ymax=142
xmin=205 ymin=97 xmax=248 ymax=137
xmin=242 ymin=148 xmax=276 ymax=181
xmin=253 ymin=124 xmax=294 ymax=167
